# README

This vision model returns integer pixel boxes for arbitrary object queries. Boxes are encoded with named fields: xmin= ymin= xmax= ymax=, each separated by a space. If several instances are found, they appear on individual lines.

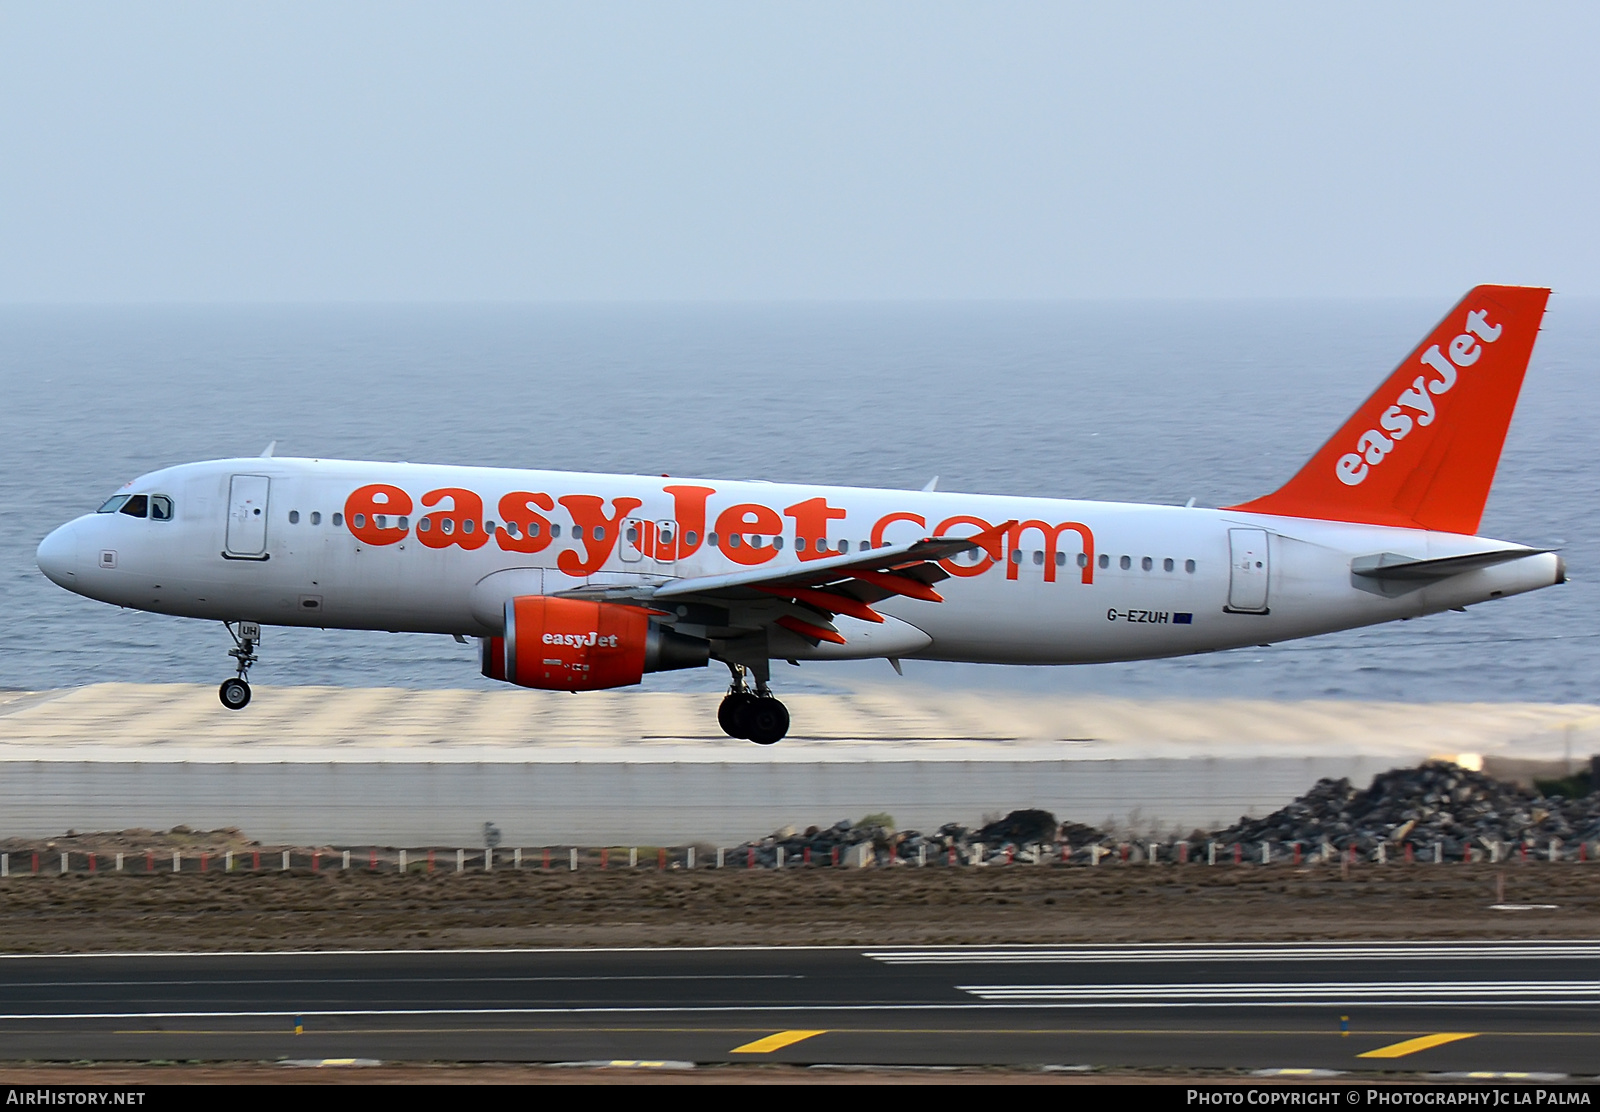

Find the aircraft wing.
xmin=558 ymin=521 xmax=1013 ymax=645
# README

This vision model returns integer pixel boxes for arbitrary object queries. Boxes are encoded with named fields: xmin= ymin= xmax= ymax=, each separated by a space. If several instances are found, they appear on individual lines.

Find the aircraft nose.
xmin=36 ymin=522 xmax=82 ymax=589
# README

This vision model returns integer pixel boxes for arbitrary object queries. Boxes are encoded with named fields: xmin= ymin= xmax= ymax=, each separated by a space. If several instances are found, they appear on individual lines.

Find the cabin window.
xmin=332 ymin=512 xmax=343 ymax=527
xmin=751 ymin=535 xmax=764 ymax=548
xmin=398 ymin=516 xmax=409 ymax=530
xmin=1010 ymin=549 xmax=1022 ymax=564
xmin=120 ymin=495 xmax=149 ymax=518
xmin=1033 ymin=550 xmax=1044 ymax=566
xmin=795 ymin=537 xmax=807 ymax=552
xmin=506 ymin=521 xmax=521 ymax=537
xmin=1164 ymin=558 xmax=1174 ymax=572
xmin=626 ymin=525 xmax=639 ymax=544
xmin=97 ymin=495 xmax=130 ymax=514
xmin=310 ymin=512 xmax=321 ymax=525
xmin=375 ymin=515 xmax=386 ymax=529
xmin=550 ymin=523 xmax=562 ymax=538
xmin=685 ymin=531 xmax=698 ymax=547
xmin=772 ymin=535 xmax=784 ymax=551
xmin=1077 ymin=552 xmax=1088 ymax=568
xmin=1141 ymin=556 xmax=1153 ymax=571
xmin=288 ymin=510 xmax=300 ymax=525
xmin=1119 ymin=555 xmax=1131 ymax=570
xmin=485 ymin=520 xmax=496 ymax=533
xmin=441 ymin=518 xmax=454 ymax=535
xmin=461 ymin=519 xmax=474 ymax=534
xmin=150 ymin=496 xmax=173 ymax=521
xmin=1098 ymin=553 xmax=1110 ymax=569
xmin=417 ymin=517 xmax=431 ymax=532
xmin=839 ymin=540 xmax=850 ymax=553
xmin=728 ymin=533 xmax=741 ymax=548
xmin=527 ymin=521 xmax=540 ymax=537
xmin=592 ymin=526 xmax=603 ymax=540
xmin=1185 ymin=559 xmax=1196 ymax=573
xmin=1055 ymin=551 xmax=1067 ymax=566
xmin=352 ymin=513 xmax=366 ymax=529
xmin=708 ymin=532 xmax=719 ymax=546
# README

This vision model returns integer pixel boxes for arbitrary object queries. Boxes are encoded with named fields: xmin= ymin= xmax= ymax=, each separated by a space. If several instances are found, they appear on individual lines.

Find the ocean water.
xmin=1 ymin=298 xmax=1596 ymax=703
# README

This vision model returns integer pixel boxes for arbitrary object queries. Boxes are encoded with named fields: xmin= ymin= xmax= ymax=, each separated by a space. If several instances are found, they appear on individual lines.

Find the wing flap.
xmin=553 ymin=521 xmax=1014 ymax=644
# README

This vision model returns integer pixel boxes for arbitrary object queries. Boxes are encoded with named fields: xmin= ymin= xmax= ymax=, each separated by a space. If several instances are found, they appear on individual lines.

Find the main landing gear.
xmin=718 ymin=663 xmax=790 ymax=745
xmin=219 ymin=621 xmax=259 ymax=711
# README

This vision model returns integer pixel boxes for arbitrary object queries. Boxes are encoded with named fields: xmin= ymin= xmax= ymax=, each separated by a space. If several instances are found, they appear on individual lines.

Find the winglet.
xmin=1224 ymin=286 xmax=1549 ymax=535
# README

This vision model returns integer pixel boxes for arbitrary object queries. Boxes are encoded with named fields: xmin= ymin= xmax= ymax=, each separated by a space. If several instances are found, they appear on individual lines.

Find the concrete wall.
xmin=0 ymin=755 xmax=1402 ymax=845
xmin=3 ymin=683 xmax=1586 ymax=845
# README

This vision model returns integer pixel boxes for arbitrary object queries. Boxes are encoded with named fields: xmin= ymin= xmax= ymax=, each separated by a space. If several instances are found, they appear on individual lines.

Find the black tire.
xmin=219 ymin=678 xmax=252 ymax=710
xmin=741 ymin=696 xmax=790 ymax=745
xmin=718 ymin=692 xmax=756 ymax=738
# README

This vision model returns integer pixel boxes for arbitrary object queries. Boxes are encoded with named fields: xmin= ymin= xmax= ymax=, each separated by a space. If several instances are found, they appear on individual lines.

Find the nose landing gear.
xmin=219 ymin=621 xmax=259 ymax=710
xmin=717 ymin=663 xmax=790 ymax=745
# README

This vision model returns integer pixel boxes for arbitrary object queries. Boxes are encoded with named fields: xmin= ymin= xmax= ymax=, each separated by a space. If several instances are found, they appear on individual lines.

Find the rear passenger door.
xmin=1226 ymin=528 xmax=1270 ymax=613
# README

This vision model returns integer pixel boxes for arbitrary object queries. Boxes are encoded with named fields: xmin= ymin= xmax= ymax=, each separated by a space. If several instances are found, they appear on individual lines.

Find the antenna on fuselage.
xmin=259 ymin=441 xmax=277 ymax=458
xmin=921 ymin=476 xmax=939 ymax=492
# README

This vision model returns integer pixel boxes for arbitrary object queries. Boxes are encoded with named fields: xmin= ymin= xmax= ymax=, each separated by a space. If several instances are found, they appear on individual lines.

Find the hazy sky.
xmin=3 ymin=2 xmax=1598 ymax=302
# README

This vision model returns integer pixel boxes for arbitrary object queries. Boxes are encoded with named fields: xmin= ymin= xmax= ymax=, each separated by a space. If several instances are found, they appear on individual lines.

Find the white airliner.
xmin=35 ymin=286 xmax=1563 ymax=743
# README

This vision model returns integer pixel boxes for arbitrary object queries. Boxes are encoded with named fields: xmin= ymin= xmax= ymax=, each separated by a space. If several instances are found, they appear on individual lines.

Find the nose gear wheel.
xmin=218 ymin=677 xmax=251 ymax=710
xmin=220 ymin=621 xmax=259 ymax=711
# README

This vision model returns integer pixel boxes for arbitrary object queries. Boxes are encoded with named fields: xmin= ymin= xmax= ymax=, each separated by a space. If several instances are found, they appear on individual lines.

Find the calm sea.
xmin=1 ymin=299 xmax=1595 ymax=702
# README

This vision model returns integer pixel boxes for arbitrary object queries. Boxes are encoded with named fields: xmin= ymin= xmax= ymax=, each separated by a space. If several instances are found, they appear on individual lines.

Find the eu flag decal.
xmin=1174 ymin=613 xmax=1193 ymax=624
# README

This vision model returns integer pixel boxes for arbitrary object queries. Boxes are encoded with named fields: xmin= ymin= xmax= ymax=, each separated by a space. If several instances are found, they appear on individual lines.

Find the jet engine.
xmin=483 ymin=596 xmax=709 ymax=691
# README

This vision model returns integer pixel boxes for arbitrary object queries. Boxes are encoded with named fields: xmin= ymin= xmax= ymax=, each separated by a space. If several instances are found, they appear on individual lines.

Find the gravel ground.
xmin=0 ymin=862 xmax=1590 ymax=951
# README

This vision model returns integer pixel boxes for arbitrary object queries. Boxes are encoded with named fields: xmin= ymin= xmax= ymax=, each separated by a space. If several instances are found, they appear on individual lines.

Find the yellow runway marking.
xmin=105 ymin=1024 xmax=1599 ymax=1039
xmin=1358 ymin=1032 xmax=1479 ymax=1059
xmin=730 ymin=1029 xmax=827 ymax=1053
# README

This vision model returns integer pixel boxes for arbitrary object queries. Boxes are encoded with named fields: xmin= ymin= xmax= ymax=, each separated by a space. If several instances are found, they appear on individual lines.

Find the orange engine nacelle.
xmin=489 ymin=596 xmax=709 ymax=692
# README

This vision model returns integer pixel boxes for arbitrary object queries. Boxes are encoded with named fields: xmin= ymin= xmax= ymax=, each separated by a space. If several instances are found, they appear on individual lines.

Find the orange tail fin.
xmin=1224 ymin=285 xmax=1550 ymax=535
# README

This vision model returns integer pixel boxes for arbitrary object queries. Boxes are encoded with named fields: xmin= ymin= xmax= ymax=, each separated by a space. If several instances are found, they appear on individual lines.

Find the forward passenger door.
xmin=225 ymin=475 xmax=271 ymax=559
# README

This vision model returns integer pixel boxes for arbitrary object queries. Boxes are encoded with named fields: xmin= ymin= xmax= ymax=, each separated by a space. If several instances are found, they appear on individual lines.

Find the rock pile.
xmin=1211 ymin=761 xmax=1600 ymax=858
xmin=728 ymin=809 xmax=1108 ymax=866
xmin=726 ymin=762 xmax=1600 ymax=865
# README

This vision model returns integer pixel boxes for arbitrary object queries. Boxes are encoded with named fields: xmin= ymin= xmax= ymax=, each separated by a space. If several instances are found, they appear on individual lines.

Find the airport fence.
xmin=1 ymin=837 xmax=1596 ymax=876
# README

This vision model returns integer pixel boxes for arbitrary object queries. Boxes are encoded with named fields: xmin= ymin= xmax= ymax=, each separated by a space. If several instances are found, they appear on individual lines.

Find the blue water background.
xmin=0 ymin=299 xmax=1594 ymax=701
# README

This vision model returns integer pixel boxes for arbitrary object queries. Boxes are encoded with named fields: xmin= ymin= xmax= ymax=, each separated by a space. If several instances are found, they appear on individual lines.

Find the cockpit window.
xmin=97 ymin=495 xmax=130 ymax=514
xmin=119 ymin=495 xmax=149 ymax=518
xmin=150 ymin=495 xmax=173 ymax=521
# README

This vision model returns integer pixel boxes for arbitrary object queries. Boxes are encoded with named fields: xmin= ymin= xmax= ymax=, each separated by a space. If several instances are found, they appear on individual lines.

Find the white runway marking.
xmin=867 ymin=943 xmax=1600 ymax=964
xmin=959 ymin=980 xmax=1600 ymax=1005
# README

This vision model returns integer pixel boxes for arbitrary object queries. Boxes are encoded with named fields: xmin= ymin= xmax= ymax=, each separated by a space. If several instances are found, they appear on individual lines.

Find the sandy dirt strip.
xmin=0 ymin=863 xmax=1587 ymax=952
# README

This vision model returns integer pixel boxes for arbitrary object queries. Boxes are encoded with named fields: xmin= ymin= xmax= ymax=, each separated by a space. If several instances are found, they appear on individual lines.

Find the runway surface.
xmin=0 ymin=942 xmax=1596 ymax=1074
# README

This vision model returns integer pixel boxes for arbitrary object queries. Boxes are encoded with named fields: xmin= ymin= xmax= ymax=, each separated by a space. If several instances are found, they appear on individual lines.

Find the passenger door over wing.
xmin=225 ymin=474 xmax=271 ymax=558
xmin=1226 ymin=527 xmax=1270 ymax=613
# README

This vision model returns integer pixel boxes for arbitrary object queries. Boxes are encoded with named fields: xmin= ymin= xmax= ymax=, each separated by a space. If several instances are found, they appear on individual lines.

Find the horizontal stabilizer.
xmin=1351 ymin=548 xmax=1549 ymax=585
xmin=1350 ymin=550 xmax=1548 ymax=601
